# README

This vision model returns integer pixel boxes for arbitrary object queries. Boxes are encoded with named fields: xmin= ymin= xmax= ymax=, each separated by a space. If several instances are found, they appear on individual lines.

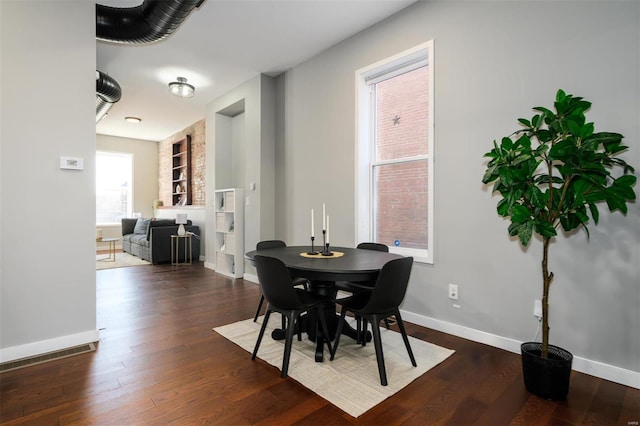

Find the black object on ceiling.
xmin=96 ymin=70 xmax=122 ymax=123
xmin=95 ymin=0 xmax=204 ymax=121
xmin=96 ymin=0 xmax=205 ymax=44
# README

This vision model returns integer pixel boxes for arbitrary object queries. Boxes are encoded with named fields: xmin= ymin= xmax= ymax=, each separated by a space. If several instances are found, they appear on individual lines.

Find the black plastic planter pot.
xmin=521 ymin=342 xmax=573 ymax=400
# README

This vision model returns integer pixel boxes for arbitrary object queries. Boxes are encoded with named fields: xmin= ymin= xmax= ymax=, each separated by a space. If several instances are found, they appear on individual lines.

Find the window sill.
xmin=389 ymin=247 xmax=433 ymax=265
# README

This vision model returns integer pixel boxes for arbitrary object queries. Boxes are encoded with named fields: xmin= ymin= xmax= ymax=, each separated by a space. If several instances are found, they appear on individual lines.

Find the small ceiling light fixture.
xmin=168 ymin=76 xmax=195 ymax=98
xmin=125 ymin=116 xmax=142 ymax=123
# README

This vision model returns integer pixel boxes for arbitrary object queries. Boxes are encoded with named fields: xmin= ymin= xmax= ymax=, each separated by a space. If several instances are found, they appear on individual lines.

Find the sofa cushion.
xmin=130 ymin=234 xmax=149 ymax=246
xmin=122 ymin=234 xmax=135 ymax=243
xmin=133 ymin=218 xmax=151 ymax=235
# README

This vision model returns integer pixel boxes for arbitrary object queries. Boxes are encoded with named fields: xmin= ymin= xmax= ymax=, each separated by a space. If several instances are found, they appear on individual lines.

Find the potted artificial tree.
xmin=482 ymin=89 xmax=636 ymax=399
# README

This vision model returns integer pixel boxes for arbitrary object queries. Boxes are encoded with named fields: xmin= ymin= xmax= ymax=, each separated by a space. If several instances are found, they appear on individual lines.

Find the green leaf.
xmin=501 ymin=137 xmax=514 ymax=150
xmin=572 ymin=178 xmax=591 ymax=197
xmin=560 ymin=212 xmax=584 ymax=232
xmin=533 ymin=106 xmax=553 ymax=115
xmin=588 ymin=203 xmax=600 ymax=224
xmin=536 ymin=129 xmax=553 ymax=143
xmin=567 ymin=120 xmax=582 ymax=136
xmin=581 ymin=122 xmax=594 ymax=138
xmin=518 ymin=118 xmax=531 ymax=127
xmin=614 ymin=174 xmax=637 ymax=188
xmin=549 ymin=139 xmax=577 ymax=159
xmin=481 ymin=165 xmax=498 ymax=184
xmin=497 ymin=198 xmax=510 ymax=216
xmin=510 ymin=204 xmax=531 ymax=223
xmin=526 ymin=186 xmax=546 ymax=209
xmin=605 ymin=191 xmax=627 ymax=214
xmin=512 ymin=154 xmax=532 ymax=166
xmin=509 ymin=221 xmax=534 ymax=246
xmin=534 ymin=220 xmax=557 ymax=238
xmin=531 ymin=114 xmax=541 ymax=128
xmin=515 ymin=134 xmax=532 ymax=150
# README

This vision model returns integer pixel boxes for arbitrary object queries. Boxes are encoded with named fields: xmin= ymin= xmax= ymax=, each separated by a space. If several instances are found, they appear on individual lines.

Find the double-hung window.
xmin=96 ymin=151 xmax=133 ymax=225
xmin=356 ymin=41 xmax=434 ymax=263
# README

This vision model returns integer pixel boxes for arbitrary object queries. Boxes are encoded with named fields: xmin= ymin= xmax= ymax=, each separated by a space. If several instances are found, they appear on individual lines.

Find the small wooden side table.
xmin=171 ymin=234 xmax=192 ymax=265
xmin=96 ymin=237 xmax=119 ymax=262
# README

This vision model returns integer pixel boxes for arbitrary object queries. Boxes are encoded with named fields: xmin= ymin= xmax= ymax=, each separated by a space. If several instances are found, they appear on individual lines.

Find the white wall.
xmin=97 ymin=134 xmax=159 ymax=219
xmin=277 ymin=0 xmax=639 ymax=384
xmin=205 ymin=75 xmax=277 ymax=273
xmin=0 ymin=1 xmax=98 ymax=361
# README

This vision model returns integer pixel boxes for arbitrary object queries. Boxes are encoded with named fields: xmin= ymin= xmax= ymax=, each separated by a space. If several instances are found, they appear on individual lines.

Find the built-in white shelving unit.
xmin=214 ymin=188 xmax=244 ymax=278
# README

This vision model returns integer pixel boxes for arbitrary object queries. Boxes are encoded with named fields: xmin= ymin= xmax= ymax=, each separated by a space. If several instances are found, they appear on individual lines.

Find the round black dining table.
xmin=245 ymin=245 xmax=404 ymax=361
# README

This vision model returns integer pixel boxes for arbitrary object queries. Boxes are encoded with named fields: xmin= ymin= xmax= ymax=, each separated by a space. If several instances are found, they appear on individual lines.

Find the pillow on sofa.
xmin=121 ymin=218 xmax=138 ymax=236
xmin=133 ymin=218 xmax=151 ymax=235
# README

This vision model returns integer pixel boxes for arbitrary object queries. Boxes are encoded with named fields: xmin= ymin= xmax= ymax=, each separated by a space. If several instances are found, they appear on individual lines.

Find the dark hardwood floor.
xmin=1 ymin=262 xmax=638 ymax=425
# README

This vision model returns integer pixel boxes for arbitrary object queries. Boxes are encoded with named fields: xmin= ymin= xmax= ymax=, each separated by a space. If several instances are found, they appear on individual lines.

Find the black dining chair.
xmin=335 ymin=242 xmax=390 ymax=339
xmin=251 ymin=255 xmax=333 ymax=378
xmin=335 ymin=242 xmax=388 ymax=295
xmin=253 ymin=240 xmax=308 ymax=322
xmin=330 ymin=256 xmax=416 ymax=386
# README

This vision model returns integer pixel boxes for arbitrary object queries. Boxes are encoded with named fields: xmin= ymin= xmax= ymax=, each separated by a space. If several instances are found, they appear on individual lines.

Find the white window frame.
xmin=96 ymin=151 xmax=133 ymax=226
xmin=355 ymin=40 xmax=435 ymax=264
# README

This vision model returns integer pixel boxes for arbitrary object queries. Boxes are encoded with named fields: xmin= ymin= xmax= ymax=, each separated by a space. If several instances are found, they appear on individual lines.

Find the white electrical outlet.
xmin=448 ymin=284 xmax=458 ymax=300
xmin=533 ymin=299 xmax=542 ymax=319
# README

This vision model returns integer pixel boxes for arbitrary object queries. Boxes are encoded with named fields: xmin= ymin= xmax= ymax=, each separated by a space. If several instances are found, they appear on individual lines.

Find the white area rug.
xmin=214 ymin=316 xmax=454 ymax=418
xmin=96 ymin=252 xmax=151 ymax=270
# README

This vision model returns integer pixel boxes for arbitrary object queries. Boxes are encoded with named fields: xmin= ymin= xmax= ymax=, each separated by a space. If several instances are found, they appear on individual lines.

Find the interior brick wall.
xmin=158 ymin=119 xmax=206 ymax=207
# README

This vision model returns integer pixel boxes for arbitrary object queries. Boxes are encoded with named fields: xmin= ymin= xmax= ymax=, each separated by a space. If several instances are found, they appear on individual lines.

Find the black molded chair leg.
xmin=370 ymin=315 xmax=388 ymax=386
xmin=395 ymin=310 xmax=417 ymax=366
xmin=281 ymin=311 xmax=298 ymax=378
xmin=252 ymin=309 xmax=271 ymax=359
xmin=253 ymin=295 xmax=265 ymax=322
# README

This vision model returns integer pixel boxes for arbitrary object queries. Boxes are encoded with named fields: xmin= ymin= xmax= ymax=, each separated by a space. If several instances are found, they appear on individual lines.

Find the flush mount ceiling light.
xmin=168 ymin=76 xmax=195 ymax=98
xmin=124 ymin=116 xmax=142 ymax=123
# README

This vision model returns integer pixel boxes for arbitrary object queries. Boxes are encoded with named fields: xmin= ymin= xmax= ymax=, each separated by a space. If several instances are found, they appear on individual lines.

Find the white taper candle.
xmin=326 ymin=215 xmax=330 ymax=244
xmin=322 ymin=203 xmax=326 ymax=230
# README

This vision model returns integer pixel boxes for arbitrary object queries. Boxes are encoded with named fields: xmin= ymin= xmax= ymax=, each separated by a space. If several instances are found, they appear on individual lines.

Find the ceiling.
xmin=96 ymin=0 xmax=416 ymax=142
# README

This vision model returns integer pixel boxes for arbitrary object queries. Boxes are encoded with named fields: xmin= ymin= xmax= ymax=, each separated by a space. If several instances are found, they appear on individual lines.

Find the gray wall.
xmin=0 ymin=1 xmax=98 ymax=360
xmin=277 ymin=0 xmax=639 ymax=377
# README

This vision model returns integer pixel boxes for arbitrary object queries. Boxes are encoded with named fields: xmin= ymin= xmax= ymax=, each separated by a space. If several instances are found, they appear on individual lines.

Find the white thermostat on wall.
xmin=60 ymin=156 xmax=84 ymax=170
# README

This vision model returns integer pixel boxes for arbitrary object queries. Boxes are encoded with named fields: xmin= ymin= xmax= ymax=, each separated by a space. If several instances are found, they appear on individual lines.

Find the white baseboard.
xmin=0 ymin=329 xmax=100 ymax=363
xmin=205 ymin=265 xmax=640 ymax=389
xmin=204 ymin=261 xmax=215 ymax=270
xmin=243 ymin=273 xmax=258 ymax=284
xmin=401 ymin=310 xmax=640 ymax=389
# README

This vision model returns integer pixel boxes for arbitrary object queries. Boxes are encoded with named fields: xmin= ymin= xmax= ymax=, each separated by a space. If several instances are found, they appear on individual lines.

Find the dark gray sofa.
xmin=121 ymin=218 xmax=200 ymax=264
